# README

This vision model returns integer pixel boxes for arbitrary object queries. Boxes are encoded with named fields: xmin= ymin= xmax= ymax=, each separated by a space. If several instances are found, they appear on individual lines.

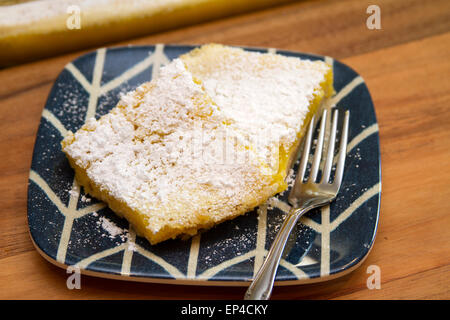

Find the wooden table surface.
xmin=1 ymin=0 xmax=449 ymax=300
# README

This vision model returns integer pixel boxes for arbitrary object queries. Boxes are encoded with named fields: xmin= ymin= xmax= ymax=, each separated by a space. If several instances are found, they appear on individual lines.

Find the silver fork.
xmin=244 ymin=108 xmax=350 ymax=300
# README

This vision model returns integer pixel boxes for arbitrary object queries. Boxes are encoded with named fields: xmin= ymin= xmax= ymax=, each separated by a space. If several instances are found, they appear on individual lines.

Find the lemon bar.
xmin=62 ymin=59 xmax=279 ymax=244
xmin=181 ymin=44 xmax=334 ymax=189
xmin=62 ymin=45 xmax=333 ymax=244
xmin=0 ymin=0 xmax=295 ymax=67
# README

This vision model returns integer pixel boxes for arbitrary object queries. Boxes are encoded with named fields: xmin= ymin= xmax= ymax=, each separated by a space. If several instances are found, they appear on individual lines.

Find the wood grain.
xmin=0 ymin=0 xmax=449 ymax=299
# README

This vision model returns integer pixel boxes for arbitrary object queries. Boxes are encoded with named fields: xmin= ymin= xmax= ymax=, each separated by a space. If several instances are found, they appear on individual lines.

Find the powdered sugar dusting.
xmin=97 ymin=216 xmax=128 ymax=240
xmin=183 ymin=45 xmax=330 ymax=160
xmin=63 ymin=58 xmax=272 ymax=236
xmin=0 ymin=0 xmax=188 ymax=27
xmin=62 ymin=45 xmax=330 ymax=241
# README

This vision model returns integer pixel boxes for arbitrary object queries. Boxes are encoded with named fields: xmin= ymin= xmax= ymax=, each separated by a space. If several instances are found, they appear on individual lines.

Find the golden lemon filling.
xmin=62 ymin=44 xmax=333 ymax=244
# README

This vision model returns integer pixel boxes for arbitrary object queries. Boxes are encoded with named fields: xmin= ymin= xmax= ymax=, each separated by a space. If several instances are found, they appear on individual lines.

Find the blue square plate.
xmin=28 ymin=45 xmax=381 ymax=286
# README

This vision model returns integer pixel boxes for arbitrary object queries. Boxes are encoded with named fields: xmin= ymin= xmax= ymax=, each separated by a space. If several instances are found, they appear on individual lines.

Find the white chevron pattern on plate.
xmin=28 ymin=45 xmax=381 ymax=285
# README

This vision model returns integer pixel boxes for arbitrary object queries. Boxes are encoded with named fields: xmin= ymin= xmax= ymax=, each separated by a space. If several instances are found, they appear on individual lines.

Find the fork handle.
xmin=244 ymin=206 xmax=309 ymax=300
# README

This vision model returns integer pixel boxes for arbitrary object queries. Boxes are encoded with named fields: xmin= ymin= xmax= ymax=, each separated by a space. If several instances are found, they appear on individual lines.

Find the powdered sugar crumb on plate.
xmin=97 ymin=216 xmax=128 ymax=240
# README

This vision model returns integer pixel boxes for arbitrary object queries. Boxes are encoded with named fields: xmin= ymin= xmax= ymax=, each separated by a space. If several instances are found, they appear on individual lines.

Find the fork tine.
xmin=321 ymin=109 xmax=339 ymax=184
xmin=333 ymin=110 xmax=350 ymax=188
xmin=247 ymin=109 xmax=350 ymax=300
xmin=296 ymin=115 xmax=315 ymax=182
xmin=309 ymin=109 xmax=327 ymax=182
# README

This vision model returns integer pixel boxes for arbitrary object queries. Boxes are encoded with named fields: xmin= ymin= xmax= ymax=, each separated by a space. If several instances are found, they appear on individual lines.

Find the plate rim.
xmin=27 ymin=44 xmax=382 ymax=286
xmin=29 ymin=231 xmax=377 ymax=286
